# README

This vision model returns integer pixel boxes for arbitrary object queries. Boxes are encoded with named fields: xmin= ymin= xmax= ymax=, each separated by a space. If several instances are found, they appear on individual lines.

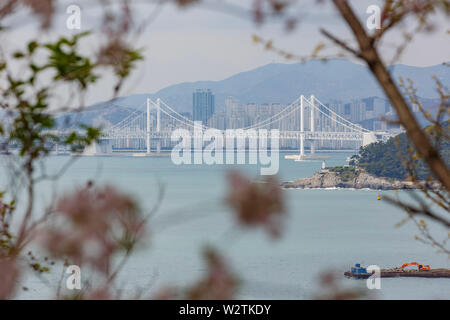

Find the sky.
xmin=2 ymin=0 xmax=450 ymax=107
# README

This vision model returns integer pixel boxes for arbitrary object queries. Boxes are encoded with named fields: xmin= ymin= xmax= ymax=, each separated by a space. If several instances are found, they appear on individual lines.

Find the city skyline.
xmin=188 ymin=90 xmax=408 ymax=133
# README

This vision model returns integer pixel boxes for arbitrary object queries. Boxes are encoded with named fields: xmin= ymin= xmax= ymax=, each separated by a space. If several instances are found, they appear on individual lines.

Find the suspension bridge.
xmin=80 ymin=94 xmax=388 ymax=159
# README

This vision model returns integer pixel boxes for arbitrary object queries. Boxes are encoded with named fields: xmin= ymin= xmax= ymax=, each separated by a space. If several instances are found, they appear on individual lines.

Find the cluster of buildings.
xmin=188 ymin=89 xmax=402 ymax=150
xmin=192 ymin=89 xmax=397 ymax=132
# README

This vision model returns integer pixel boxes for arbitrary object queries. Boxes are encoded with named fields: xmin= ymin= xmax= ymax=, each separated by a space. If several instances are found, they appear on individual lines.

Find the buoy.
xmin=377 ymin=194 xmax=381 ymax=200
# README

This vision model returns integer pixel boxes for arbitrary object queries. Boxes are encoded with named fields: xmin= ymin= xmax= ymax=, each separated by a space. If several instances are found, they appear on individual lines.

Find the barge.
xmin=345 ymin=264 xmax=450 ymax=279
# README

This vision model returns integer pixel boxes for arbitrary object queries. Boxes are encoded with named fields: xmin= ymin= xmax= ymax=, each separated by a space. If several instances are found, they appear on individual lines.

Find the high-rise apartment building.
xmin=193 ymin=89 xmax=215 ymax=124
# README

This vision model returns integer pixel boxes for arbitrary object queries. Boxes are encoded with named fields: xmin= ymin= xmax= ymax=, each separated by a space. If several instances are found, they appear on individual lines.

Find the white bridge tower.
xmin=298 ymin=95 xmax=318 ymax=159
xmin=146 ymin=98 xmax=161 ymax=154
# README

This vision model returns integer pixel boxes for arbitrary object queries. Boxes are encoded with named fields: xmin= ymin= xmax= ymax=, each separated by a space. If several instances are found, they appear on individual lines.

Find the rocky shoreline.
xmin=281 ymin=170 xmax=420 ymax=190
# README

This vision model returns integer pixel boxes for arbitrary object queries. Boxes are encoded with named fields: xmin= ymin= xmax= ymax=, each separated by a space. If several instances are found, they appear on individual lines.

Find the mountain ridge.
xmin=58 ymin=59 xmax=448 ymax=127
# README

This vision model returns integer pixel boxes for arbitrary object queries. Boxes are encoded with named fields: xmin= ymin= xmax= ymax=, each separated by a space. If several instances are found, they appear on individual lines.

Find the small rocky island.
xmin=281 ymin=165 xmax=417 ymax=190
xmin=282 ymin=120 xmax=448 ymax=191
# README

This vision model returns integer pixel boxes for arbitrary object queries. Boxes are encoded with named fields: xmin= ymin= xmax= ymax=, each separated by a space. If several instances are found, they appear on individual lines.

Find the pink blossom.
xmin=226 ymin=171 xmax=285 ymax=238
xmin=42 ymin=185 xmax=144 ymax=276
xmin=186 ymin=248 xmax=238 ymax=300
xmin=0 ymin=258 xmax=20 ymax=299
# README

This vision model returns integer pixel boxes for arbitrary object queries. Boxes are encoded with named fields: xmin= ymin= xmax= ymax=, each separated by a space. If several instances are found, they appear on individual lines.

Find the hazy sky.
xmin=2 ymin=0 xmax=450 ymax=106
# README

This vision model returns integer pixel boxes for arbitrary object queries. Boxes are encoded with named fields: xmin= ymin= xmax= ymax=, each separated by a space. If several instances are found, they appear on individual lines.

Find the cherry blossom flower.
xmin=186 ymin=248 xmax=238 ymax=300
xmin=42 ymin=184 xmax=144 ymax=276
xmin=0 ymin=258 xmax=20 ymax=299
xmin=226 ymin=171 xmax=285 ymax=238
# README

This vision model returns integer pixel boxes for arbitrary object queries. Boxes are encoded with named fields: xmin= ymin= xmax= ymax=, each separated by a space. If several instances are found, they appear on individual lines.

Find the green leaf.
xmin=27 ymin=41 xmax=38 ymax=54
xmin=13 ymin=51 xmax=25 ymax=59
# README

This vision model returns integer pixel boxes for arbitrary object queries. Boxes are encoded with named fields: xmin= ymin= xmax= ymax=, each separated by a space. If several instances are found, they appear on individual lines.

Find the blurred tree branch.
xmin=322 ymin=0 xmax=449 ymax=190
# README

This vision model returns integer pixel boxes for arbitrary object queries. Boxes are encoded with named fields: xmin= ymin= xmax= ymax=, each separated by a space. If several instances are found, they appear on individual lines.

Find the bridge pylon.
xmin=299 ymin=95 xmax=305 ymax=159
xmin=146 ymin=98 xmax=162 ymax=154
xmin=298 ymin=94 xmax=317 ymax=160
xmin=146 ymin=98 xmax=151 ymax=154
xmin=310 ymin=95 xmax=315 ymax=155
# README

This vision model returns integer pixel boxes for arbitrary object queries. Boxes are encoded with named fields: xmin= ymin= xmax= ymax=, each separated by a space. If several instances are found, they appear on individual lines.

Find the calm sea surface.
xmin=1 ymin=152 xmax=449 ymax=299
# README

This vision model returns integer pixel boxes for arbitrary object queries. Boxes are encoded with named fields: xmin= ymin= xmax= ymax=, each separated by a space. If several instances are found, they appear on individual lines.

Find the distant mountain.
xmin=55 ymin=104 xmax=139 ymax=129
xmin=57 ymin=59 xmax=449 ymax=127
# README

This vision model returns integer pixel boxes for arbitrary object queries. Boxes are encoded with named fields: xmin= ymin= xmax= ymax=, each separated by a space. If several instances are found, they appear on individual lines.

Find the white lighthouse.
xmin=321 ymin=160 xmax=329 ymax=173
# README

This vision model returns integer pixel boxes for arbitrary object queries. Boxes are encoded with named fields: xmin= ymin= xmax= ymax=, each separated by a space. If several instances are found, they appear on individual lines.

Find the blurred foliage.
xmin=226 ymin=171 xmax=285 ymax=238
xmin=0 ymin=3 xmax=144 ymax=298
xmin=185 ymin=247 xmax=239 ymax=300
xmin=0 ymin=192 xmax=15 ymax=255
xmin=1 ymin=30 xmax=143 ymax=170
xmin=1 ymin=33 xmax=104 ymax=170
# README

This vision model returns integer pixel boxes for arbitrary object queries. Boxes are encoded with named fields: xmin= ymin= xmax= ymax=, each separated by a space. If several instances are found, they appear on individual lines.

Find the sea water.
xmin=1 ymin=153 xmax=449 ymax=299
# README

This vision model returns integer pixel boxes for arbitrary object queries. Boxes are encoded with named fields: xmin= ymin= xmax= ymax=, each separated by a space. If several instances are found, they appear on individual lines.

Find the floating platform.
xmin=345 ymin=268 xmax=450 ymax=279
